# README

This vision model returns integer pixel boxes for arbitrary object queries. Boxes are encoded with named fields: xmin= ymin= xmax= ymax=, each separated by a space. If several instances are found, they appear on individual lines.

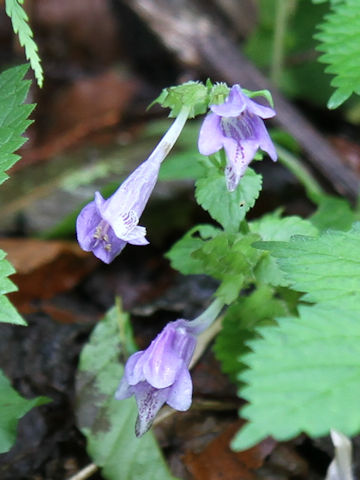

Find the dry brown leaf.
xmin=183 ymin=421 xmax=276 ymax=480
xmin=18 ymin=71 xmax=139 ymax=169
xmin=0 ymin=238 xmax=97 ymax=313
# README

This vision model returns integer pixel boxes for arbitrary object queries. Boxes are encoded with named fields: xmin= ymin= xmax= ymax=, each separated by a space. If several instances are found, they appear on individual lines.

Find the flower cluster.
xmin=76 ymin=84 xmax=276 ymax=263
xmin=75 ymin=82 xmax=276 ymax=436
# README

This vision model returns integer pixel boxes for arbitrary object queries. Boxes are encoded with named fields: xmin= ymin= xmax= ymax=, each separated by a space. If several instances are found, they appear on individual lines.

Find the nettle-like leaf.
xmin=314 ymin=0 xmax=360 ymax=108
xmin=151 ymin=81 xmax=208 ymax=118
xmin=0 ymin=64 xmax=33 ymax=326
xmin=5 ymin=0 xmax=43 ymax=87
xmin=195 ymin=168 xmax=262 ymax=232
xmin=233 ymin=302 xmax=360 ymax=450
xmin=0 ymin=250 xmax=26 ymax=325
xmin=214 ymin=285 xmax=288 ymax=382
xmin=0 ymin=64 xmax=34 ymax=185
xmin=192 ymin=232 xmax=262 ymax=303
xmin=256 ymin=223 xmax=360 ymax=306
xmin=75 ymin=304 xmax=176 ymax=480
xmin=0 ymin=368 xmax=50 ymax=453
xmin=166 ymin=224 xmax=221 ymax=275
xmin=250 ymin=211 xmax=318 ymax=287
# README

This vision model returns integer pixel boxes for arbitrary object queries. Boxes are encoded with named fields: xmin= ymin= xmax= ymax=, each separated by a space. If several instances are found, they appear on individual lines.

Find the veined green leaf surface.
xmin=0 ymin=64 xmax=34 ymax=185
xmin=5 ymin=0 xmax=43 ymax=87
xmin=256 ymin=223 xmax=360 ymax=305
xmin=233 ymin=303 xmax=360 ymax=450
xmin=315 ymin=0 xmax=360 ymax=108
xmin=195 ymin=168 xmax=262 ymax=232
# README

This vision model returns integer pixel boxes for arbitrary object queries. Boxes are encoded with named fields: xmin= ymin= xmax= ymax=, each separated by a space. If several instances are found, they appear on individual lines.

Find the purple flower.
xmin=198 ymin=84 xmax=277 ymax=191
xmin=115 ymin=319 xmax=196 ymax=437
xmin=76 ymin=106 xmax=191 ymax=263
xmin=76 ymin=157 xmax=161 ymax=263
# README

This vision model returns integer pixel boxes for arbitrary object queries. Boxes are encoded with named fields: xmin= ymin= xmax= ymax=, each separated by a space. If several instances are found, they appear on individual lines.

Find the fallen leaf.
xmin=0 ymin=238 xmax=97 ymax=313
xmin=18 ymin=71 xmax=139 ymax=169
xmin=183 ymin=421 xmax=276 ymax=480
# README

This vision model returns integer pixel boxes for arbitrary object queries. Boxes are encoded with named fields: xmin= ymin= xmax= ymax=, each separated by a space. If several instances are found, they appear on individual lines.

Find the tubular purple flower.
xmin=198 ymin=84 xmax=277 ymax=192
xmin=115 ymin=299 xmax=223 ymax=437
xmin=76 ymin=106 xmax=190 ymax=263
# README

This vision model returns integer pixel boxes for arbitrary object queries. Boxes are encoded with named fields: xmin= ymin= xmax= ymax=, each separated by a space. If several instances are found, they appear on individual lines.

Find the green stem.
xmin=190 ymin=298 xmax=225 ymax=334
xmin=271 ymin=0 xmax=295 ymax=85
xmin=276 ymin=143 xmax=324 ymax=203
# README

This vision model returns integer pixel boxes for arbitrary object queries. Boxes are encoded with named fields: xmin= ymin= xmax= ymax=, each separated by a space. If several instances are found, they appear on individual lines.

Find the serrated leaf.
xmin=5 ymin=0 xmax=43 ymax=87
xmin=250 ymin=212 xmax=318 ymax=287
xmin=0 ymin=368 xmax=50 ymax=453
xmin=0 ymin=250 xmax=26 ymax=325
xmin=165 ymin=224 xmax=221 ymax=275
xmin=151 ymin=81 xmax=208 ymax=118
xmin=208 ymin=83 xmax=230 ymax=105
xmin=195 ymin=168 xmax=262 ymax=232
xmin=233 ymin=303 xmax=360 ymax=450
xmin=75 ymin=304 xmax=177 ymax=480
xmin=314 ymin=0 xmax=360 ymax=108
xmin=0 ymin=64 xmax=34 ymax=185
xmin=193 ymin=232 xmax=262 ymax=303
xmin=256 ymin=224 xmax=360 ymax=305
xmin=214 ymin=286 xmax=288 ymax=382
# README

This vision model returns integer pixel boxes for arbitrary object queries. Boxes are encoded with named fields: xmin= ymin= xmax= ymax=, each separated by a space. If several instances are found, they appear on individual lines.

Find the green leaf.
xmin=314 ymin=0 xmax=360 ymax=108
xmin=214 ymin=285 xmax=288 ymax=382
xmin=75 ymin=304 xmax=177 ymax=480
xmin=0 ymin=64 xmax=34 ymax=185
xmin=0 ymin=368 xmax=50 ymax=453
xmin=256 ymin=224 xmax=360 ymax=305
xmin=5 ymin=0 xmax=43 ymax=87
xmin=233 ymin=302 xmax=360 ymax=450
xmin=0 ymin=250 xmax=26 ymax=325
xmin=310 ymin=194 xmax=356 ymax=231
xmin=151 ymin=81 xmax=208 ymax=118
xmin=159 ymin=151 xmax=206 ymax=181
xmin=208 ymin=83 xmax=230 ymax=105
xmin=193 ymin=232 xmax=262 ymax=303
xmin=250 ymin=212 xmax=318 ymax=287
xmin=166 ymin=224 xmax=221 ymax=275
xmin=195 ymin=168 xmax=262 ymax=232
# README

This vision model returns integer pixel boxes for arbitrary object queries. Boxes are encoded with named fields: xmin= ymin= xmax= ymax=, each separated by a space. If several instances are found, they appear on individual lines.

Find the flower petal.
xmin=142 ymin=326 xmax=183 ymax=389
xmin=90 ymin=239 xmax=126 ymax=264
xmin=94 ymin=191 xmax=106 ymax=211
xmin=245 ymin=96 xmax=276 ymax=119
xmin=125 ymin=351 xmax=146 ymax=385
xmin=211 ymin=85 xmax=247 ymax=117
xmin=166 ymin=366 xmax=192 ymax=411
xmin=133 ymin=382 xmax=170 ymax=437
xmin=76 ymin=201 xmax=102 ymax=251
xmin=222 ymin=136 xmax=258 ymax=191
xmin=198 ymin=113 xmax=224 ymax=156
xmin=115 ymin=376 xmax=133 ymax=400
xmin=254 ymin=117 xmax=278 ymax=161
xmin=124 ymin=225 xmax=149 ymax=246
